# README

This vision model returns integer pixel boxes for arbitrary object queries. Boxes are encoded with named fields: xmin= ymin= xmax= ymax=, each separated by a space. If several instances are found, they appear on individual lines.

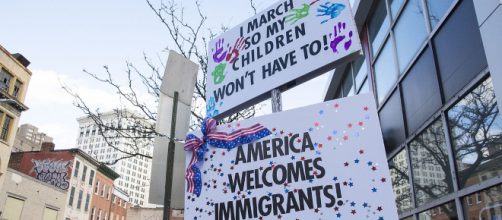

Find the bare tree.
xmin=63 ymin=0 xmax=258 ymax=164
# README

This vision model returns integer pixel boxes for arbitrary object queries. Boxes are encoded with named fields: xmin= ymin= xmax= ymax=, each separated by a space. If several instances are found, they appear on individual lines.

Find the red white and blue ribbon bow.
xmin=184 ymin=117 xmax=271 ymax=197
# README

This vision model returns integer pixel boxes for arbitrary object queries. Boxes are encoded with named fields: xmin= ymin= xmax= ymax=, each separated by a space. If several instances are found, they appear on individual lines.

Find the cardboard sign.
xmin=185 ymin=94 xmax=398 ymax=219
xmin=206 ymin=0 xmax=362 ymax=118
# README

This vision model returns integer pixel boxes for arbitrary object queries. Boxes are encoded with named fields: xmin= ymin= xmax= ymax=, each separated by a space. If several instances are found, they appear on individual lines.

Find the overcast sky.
xmin=0 ymin=0 xmax=328 ymax=149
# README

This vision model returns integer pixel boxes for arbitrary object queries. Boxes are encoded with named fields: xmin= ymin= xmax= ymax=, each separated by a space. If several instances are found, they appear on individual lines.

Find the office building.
xmin=13 ymin=123 xmax=53 ymax=152
xmin=76 ymin=110 xmax=154 ymax=207
xmin=0 ymin=45 xmax=31 ymax=190
xmin=323 ymin=0 xmax=502 ymax=219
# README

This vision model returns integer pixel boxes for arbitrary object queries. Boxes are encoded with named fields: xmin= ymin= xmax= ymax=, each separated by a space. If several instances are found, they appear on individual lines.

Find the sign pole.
xmin=163 ymin=91 xmax=179 ymax=220
xmin=271 ymin=88 xmax=282 ymax=113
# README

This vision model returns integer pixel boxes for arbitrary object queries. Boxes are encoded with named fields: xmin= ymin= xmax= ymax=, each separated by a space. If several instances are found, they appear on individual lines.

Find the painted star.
xmin=372 ymin=187 xmax=378 ymax=192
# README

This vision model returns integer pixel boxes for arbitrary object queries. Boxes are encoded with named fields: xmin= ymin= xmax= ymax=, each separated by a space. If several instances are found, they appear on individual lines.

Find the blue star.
xmin=309 ymin=179 xmax=314 ymax=183
xmin=268 ymin=192 xmax=273 ymax=197
xmin=367 ymin=161 xmax=373 ymax=166
xmin=336 ymin=213 xmax=341 ymax=218
xmin=348 ymin=182 xmax=354 ymax=187
xmin=269 ymin=161 xmax=274 ymax=165
xmin=350 ymin=201 xmax=356 ymax=207
xmin=233 ymin=196 xmax=237 ymax=200
xmin=363 ymin=202 xmax=368 ymax=208
xmin=247 ymin=191 xmax=251 ymax=195
xmin=332 ymin=130 xmax=338 ymax=135
xmin=284 ymin=189 xmax=289 ymax=193
xmin=372 ymin=187 xmax=377 ymax=192
xmin=309 ymin=127 xmax=314 ymax=132
xmin=333 ymin=176 xmax=338 ymax=181
xmin=291 ymin=155 xmax=296 ymax=160
xmin=378 ymin=217 xmax=384 ymax=220
xmin=319 ymin=110 xmax=324 ymax=115
xmin=354 ymin=159 xmax=360 ymax=163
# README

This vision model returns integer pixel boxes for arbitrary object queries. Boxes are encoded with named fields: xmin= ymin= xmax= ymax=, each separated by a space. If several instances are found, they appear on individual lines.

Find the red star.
xmin=222 ymin=152 xmax=225 ymax=156
xmin=259 ymin=217 xmax=263 ymax=220
xmin=343 ymin=135 xmax=349 ymax=141
xmin=259 ymin=166 xmax=263 ymax=170
xmin=334 ymin=103 xmax=340 ymax=108
xmin=372 ymin=166 xmax=377 ymax=171
xmin=348 ymin=123 xmax=353 ymax=128
xmin=359 ymin=149 xmax=364 ymax=154
xmin=314 ymin=122 xmax=320 ymax=127
xmin=343 ymin=181 xmax=348 ymax=186
xmin=351 ymin=209 xmax=357 ymax=215
xmin=381 ymin=178 xmax=386 ymax=182
xmin=377 ymin=206 xmax=383 ymax=211
xmin=278 ymin=214 xmax=282 ymax=219
xmin=288 ymin=133 xmax=293 ymax=137
xmin=236 ymin=123 xmax=240 ymax=127
xmin=301 ymin=156 xmax=305 ymax=160
xmin=314 ymin=208 xmax=320 ymax=213
xmin=327 ymin=136 xmax=333 ymax=141
xmin=283 ymin=182 xmax=289 ymax=187
xmin=280 ymin=130 xmax=284 ymax=135
xmin=296 ymin=138 xmax=302 ymax=143
xmin=230 ymin=166 xmax=234 ymax=170
xmin=313 ymin=171 xmax=318 ymax=176
xmin=363 ymin=106 xmax=368 ymax=111
xmin=334 ymin=207 xmax=339 ymax=211
xmin=318 ymin=144 xmax=323 ymax=148
xmin=227 ymin=124 xmax=232 ymax=128
xmin=272 ymin=128 xmax=276 ymax=131
xmin=344 ymin=162 xmax=349 ymax=166
xmin=358 ymin=121 xmax=364 ymax=126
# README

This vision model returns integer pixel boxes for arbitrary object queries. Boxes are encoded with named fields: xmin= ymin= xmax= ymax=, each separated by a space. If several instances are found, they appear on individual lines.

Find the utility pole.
xmin=163 ymin=91 xmax=178 ymax=220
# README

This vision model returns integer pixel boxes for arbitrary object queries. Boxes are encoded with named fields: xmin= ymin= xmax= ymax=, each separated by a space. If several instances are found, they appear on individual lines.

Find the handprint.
xmin=330 ymin=22 xmax=353 ymax=53
xmin=225 ymin=37 xmax=245 ymax=64
xmin=317 ymin=2 xmax=345 ymax=24
xmin=212 ymin=63 xmax=227 ymax=85
xmin=284 ymin=3 xmax=311 ymax=24
xmin=212 ymin=38 xmax=227 ymax=63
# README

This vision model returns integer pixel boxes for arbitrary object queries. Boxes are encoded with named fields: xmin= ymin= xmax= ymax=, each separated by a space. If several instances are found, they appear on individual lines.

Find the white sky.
xmin=0 ymin=0 xmax=328 ymax=149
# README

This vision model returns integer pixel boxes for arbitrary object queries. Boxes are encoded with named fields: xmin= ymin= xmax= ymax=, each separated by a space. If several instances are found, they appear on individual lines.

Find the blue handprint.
xmin=206 ymin=97 xmax=220 ymax=118
xmin=317 ymin=2 xmax=345 ymax=24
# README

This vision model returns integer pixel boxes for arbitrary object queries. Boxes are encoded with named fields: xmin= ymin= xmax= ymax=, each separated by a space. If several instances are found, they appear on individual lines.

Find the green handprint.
xmin=284 ymin=3 xmax=311 ymax=24
xmin=212 ymin=63 xmax=227 ymax=85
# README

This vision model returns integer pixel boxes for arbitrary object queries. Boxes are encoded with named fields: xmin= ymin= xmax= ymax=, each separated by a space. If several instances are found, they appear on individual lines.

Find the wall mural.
xmin=31 ymin=159 xmax=72 ymax=190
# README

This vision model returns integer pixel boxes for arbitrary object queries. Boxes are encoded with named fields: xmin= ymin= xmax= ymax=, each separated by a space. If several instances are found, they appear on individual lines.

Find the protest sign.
xmin=206 ymin=0 xmax=362 ymax=118
xmin=184 ymin=94 xmax=398 ymax=219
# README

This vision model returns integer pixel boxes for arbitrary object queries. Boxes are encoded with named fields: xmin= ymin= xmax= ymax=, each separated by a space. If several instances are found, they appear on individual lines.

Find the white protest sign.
xmin=185 ymin=94 xmax=398 ymax=219
xmin=206 ymin=0 xmax=361 ymax=118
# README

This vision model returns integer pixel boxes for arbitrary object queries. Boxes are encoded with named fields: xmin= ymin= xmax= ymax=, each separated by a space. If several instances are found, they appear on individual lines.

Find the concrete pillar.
xmin=472 ymin=0 xmax=502 ymax=110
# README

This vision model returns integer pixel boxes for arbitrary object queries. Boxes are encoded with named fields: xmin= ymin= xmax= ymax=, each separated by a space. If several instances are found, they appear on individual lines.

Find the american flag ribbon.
xmin=184 ymin=117 xmax=271 ymax=197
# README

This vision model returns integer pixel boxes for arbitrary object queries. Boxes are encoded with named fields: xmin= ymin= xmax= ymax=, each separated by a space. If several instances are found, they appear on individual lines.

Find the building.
xmin=126 ymin=207 xmax=183 ymax=220
xmin=76 ymin=110 xmax=154 ymax=207
xmin=7 ymin=142 xmax=123 ymax=220
xmin=0 ymin=45 xmax=31 ymax=190
xmin=110 ymin=187 xmax=130 ymax=220
xmin=89 ymin=164 xmax=120 ymax=220
xmin=0 ymin=168 xmax=67 ymax=220
xmin=13 ymin=123 xmax=53 ymax=152
xmin=322 ymin=0 xmax=502 ymax=219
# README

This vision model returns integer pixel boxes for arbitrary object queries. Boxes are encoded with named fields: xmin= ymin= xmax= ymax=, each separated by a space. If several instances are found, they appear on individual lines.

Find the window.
xmin=462 ymin=185 xmax=502 ymax=219
xmin=388 ymin=0 xmax=405 ymax=19
xmin=433 ymin=0 xmax=487 ymax=101
xmin=12 ymin=80 xmax=23 ymax=98
xmin=81 ymin=165 xmax=87 ymax=182
xmin=77 ymin=190 xmax=83 ymax=209
xmin=42 ymin=207 xmax=58 ymax=220
xmin=410 ymin=120 xmax=453 ymax=206
xmin=74 ymin=161 xmax=80 ymax=178
xmin=69 ymin=187 xmax=76 ymax=206
xmin=98 ymin=209 xmax=102 ymax=220
xmin=426 ymin=0 xmax=454 ymax=29
xmin=91 ymin=207 xmax=95 ymax=219
xmin=393 ymin=0 xmax=428 ymax=73
xmin=368 ymin=0 xmax=390 ymax=55
xmin=95 ymin=180 xmax=100 ymax=194
xmin=101 ymin=184 xmax=105 ymax=197
xmin=418 ymin=201 xmax=457 ymax=220
xmin=379 ymin=90 xmax=406 ymax=153
xmin=0 ymin=68 xmax=13 ymax=92
xmin=84 ymin=193 xmax=90 ymax=212
xmin=374 ymin=39 xmax=398 ymax=103
xmin=401 ymin=47 xmax=442 ymax=134
xmin=107 ymin=187 xmax=111 ymax=200
xmin=0 ymin=114 xmax=13 ymax=141
xmin=448 ymin=77 xmax=502 ymax=188
xmin=389 ymin=149 xmax=412 ymax=213
xmin=89 ymin=170 xmax=95 ymax=185
xmin=3 ymin=196 xmax=24 ymax=220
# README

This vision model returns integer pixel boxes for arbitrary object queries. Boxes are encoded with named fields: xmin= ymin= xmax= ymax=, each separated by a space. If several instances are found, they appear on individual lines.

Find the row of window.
xmin=73 ymin=160 xmax=95 ymax=186
xmin=68 ymin=187 xmax=91 ymax=212
xmin=0 ymin=67 xmax=24 ymax=98
xmin=0 ymin=110 xmax=13 ymax=141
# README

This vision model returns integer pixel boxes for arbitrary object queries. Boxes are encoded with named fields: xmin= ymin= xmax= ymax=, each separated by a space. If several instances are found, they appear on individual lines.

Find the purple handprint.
xmin=330 ymin=22 xmax=353 ymax=53
xmin=225 ymin=37 xmax=245 ymax=64
xmin=212 ymin=38 xmax=227 ymax=63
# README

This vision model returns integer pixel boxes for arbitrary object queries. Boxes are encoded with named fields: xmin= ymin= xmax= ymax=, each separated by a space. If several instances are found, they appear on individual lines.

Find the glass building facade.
xmin=325 ymin=0 xmax=502 ymax=219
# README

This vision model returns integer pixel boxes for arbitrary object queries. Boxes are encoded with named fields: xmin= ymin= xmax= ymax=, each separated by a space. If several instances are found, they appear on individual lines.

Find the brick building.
xmin=89 ymin=165 xmax=120 ymax=220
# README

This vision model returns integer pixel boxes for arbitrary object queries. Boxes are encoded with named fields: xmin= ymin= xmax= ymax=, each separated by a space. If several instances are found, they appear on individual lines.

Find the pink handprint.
xmin=225 ymin=37 xmax=245 ymax=64
xmin=212 ymin=38 xmax=227 ymax=63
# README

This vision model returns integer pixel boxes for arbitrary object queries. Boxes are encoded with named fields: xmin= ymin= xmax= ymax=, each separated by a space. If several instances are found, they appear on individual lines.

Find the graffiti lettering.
xmin=31 ymin=159 xmax=71 ymax=190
